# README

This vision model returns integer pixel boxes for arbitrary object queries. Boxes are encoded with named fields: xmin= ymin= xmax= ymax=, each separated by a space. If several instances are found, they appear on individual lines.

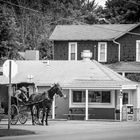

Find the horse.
xmin=29 ymin=83 xmax=63 ymax=125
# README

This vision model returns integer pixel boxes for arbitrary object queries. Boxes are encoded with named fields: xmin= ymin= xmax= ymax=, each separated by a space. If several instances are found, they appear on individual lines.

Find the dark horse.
xmin=29 ymin=83 xmax=63 ymax=125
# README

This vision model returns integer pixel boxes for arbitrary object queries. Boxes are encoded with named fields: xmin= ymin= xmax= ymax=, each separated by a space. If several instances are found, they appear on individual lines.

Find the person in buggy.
xmin=14 ymin=86 xmax=29 ymax=104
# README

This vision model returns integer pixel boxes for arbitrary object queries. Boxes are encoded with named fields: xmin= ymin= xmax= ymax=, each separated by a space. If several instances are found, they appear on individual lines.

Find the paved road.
xmin=1 ymin=120 xmax=140 ymax=140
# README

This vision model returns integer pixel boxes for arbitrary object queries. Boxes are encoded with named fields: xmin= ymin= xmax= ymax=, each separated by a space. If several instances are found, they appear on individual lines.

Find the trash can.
xmin=122 ymin=104 xmax=134 ymax=121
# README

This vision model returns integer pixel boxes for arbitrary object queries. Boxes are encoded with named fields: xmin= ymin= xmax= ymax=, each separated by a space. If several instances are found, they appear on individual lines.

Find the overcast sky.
xmin=95 ymin=0 xmax=107 ymax=7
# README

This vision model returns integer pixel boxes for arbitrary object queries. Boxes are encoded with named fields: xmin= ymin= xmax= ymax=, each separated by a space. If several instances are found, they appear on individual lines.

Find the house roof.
xmin=0 ymin=60 xmax=137 ymax=89
xmin=106 ymin=61 xmax=140 ymax=73
xmin=49 ymin=24 xmax=139 ymax=41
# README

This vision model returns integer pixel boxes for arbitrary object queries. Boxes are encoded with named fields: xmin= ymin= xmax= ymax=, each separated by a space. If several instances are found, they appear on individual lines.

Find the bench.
xmin=63 ymin=113 xmax=94 ymax=120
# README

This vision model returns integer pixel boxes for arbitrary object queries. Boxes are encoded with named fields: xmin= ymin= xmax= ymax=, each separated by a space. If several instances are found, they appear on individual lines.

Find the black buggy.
xmin=0 ymin=95 xmax=30 ymax=125
xmin=0 ymin=82 xmax=34 ymax=125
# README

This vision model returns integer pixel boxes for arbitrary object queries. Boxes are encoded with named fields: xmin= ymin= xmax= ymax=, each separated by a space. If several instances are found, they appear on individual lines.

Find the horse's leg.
xmin=36 ymin=105 xmax=40 ymax=124
xmin=45 ymin=108 xmax=50 ymax=126
xmin=30 ymin=105 xmax=35 ymax=125
xmin=41 ymin=107 xmax=45 ymax=125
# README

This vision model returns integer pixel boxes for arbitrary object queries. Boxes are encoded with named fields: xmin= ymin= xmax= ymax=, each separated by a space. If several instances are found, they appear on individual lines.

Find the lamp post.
xmin=3 ymin=60 xmax=18 ymax=129
xmin=8 ymin=61 xmax=12 ymax=129
xmin=85 ymin=89 xmax=88 ymax=120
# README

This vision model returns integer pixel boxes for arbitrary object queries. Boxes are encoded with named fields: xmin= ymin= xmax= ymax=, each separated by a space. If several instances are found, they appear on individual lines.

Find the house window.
xmin=88 ymin=91 xmax=111 ymax=103
xmin=72 ymin=90 xmax=85 ymax=103
xmin=136 ymin=40 xmax=140 ymax=61
xmin=69 ymin=42 xmax=77 ymax=60
xmin=98 ymin=42 xmax=107 ymax=62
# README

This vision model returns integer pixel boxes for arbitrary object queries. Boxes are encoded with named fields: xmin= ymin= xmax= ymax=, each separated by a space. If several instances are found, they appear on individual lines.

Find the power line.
xmin=0 ymin=0 xmax=75 ymax=25
xmin=0 ymin=0 xmax=67 ymax=25
xmin=1 ymin=0 xmax=140 ymax=36
xmin=0 ymin=0 xmax=41 ymax=13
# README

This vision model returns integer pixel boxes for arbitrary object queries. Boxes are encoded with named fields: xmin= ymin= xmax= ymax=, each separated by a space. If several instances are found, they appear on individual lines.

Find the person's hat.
xmin=20 ymin=86 xmax=27 ymax=93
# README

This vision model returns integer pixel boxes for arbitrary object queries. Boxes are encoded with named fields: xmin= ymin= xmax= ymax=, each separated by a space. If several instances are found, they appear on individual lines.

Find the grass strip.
xmin=0 ymin=129 xmax=36 ymax=137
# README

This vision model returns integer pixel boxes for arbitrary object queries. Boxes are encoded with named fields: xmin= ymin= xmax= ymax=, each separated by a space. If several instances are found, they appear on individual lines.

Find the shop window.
xmin=73 ymin=90 xmax=85 ymax=103
xmin=102 ymin=91 xmax=111 ymax=103
xmin=88 ymin=91 xmax=111 ymax=103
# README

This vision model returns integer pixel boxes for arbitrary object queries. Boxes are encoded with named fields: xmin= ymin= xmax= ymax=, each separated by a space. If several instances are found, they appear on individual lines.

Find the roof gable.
xmin=49 ymin=24 xmax=139 ymax=41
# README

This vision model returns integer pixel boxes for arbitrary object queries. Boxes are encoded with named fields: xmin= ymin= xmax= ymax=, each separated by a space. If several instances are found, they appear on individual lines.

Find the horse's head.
xmin=51 ymin=83 xmax=63 ymax=97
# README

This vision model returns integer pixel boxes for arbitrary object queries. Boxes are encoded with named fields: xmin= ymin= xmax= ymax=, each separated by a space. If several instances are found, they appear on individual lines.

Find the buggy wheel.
xmin=11 ymin=105 xmax=19 ymax=125
xmin=19 ymin=112 xmax=28 ymax=124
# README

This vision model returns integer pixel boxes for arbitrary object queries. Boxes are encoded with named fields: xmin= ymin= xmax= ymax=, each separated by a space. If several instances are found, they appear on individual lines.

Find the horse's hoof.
xmin=40 ymin=122 xmax=44 ymax=126
xmin=38 ymin=122 xmax=43 ymax=125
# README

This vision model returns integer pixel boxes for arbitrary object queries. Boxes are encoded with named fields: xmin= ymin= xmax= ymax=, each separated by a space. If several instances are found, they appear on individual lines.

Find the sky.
xmin=95 ymin=0 xmax=107 ymax=7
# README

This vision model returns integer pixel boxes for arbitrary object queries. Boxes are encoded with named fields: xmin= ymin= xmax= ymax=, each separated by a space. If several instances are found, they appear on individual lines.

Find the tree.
xmin=0 ymin=0 xmax=100 ymax=60
xmin=2 ymin=0 xmax=54 ymax=59
xmin=104 ymin=0 xmax=140 ymax=24
xmin=0 ymin=4 xmax=20 ymax=62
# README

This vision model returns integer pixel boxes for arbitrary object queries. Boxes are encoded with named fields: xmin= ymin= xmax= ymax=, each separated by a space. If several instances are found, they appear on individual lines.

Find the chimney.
xmin=25 ymin=50 xmax=39 ymax=60
xmin=81 ymin=50 xmax=92 ymax=61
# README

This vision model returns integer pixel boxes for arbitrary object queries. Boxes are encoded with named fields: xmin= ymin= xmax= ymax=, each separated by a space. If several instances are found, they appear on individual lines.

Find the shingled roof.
xmin=106 ymin=61 xmax=140 ymax=73
xmin=49 ymin=24 xmax=139 ymax=41
xmin=0 ymin=60 xmax=137 ymax=89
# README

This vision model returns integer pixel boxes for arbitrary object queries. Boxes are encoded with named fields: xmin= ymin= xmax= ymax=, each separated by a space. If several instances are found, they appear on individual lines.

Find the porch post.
xmin=52 ymin=95 xmax=55 ymax=119
xmin=85 ymin=89 xmax=88 ymax=120
xmin=35 ymin=86 xmax=38 ymax=92
xmin=136 ymin=85 xmax=140 ymax=121
xmin=119 ymin=89 xmax=123 ymax=121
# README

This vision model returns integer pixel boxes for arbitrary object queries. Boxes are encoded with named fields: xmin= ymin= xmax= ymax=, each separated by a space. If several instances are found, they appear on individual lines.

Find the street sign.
xmin=3 ymin=60 xmax=18 ymax=78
